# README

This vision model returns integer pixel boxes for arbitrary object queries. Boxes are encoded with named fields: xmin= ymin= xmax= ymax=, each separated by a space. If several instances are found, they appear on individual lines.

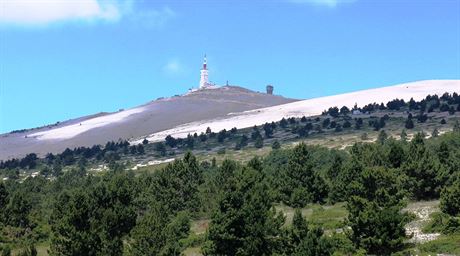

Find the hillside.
xmin=134 ymin=80 xmax=460 ymax=144
xmin=0 ymin=86 xmax=296 ymax=160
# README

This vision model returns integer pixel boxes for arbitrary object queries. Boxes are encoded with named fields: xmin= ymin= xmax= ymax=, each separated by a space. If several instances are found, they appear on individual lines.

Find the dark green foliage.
xmin=5 ymin=190 xmax=32 ymax=228
xmin=376 ymin=130 xmax=388 ymax=144
xmin=263 ymin=122 xmax=274 ymax=138
xmin=129 ymin=204 xmax=190 ymax=256
xmin=386 ymin=98 xmax=405 ymax=110
xmin=49 ymin=172 xmax=137 ymax=256
xmin=136 ymin=144 xmax=145 ymax=155
xmin=148 ymin=152 xmax=203 ymax=214
xmin=332 ymin=156 xmax=363 ymax=202
xmin=235 ymin=135 xmax=249 ymax=150
xmin=165 ymin=135 xmax=177 ymax=147
xmin=402 ymin=133 xmax=441 ymax=200
xmin=185 ymin=134 xmax=195 ymax=149
xmin=346 ymin=167 xmax=408 ymax=255
xmin=400 ymin=129 xmax=408 ymax=141
xmin=417 ymin=113 xmax=428 ymax=123
xmin=271 ymin=140 xmax=281 ymax=150
xmin=322 ymin=118 xmax=330 ymax=128
xmin=19 ymin=154 xmax=38 ymax=169
xmin=279 ymin=209 xmax=333 ymax=256
xmin=385 ymin=139 xmax=406 ymax=168
xmin=334 ymin=124 xmax=342 ymax=132
xmin=50 ymin=189 xmax=98 ymax=255
xmin=405 ymin=117 xmax=414 ymax=129
xmin=354 ymin=118 xmax=363 ymax=129
xmin=254 ymin=136 xmax=264 ymax=148
xmin=340 ymin=106 xmax=350 ymax=115
xmin=0 ymin=183 xmax=7 ymax=225
xmin=279 ymin=118 xmax=288 ymax=128
xmin=217 ymin=129 xmax=227 ymax=143
xmin=17 ymin=244 xmax=37 ymax=256
xmin=454 ymin=120 xmax=460 ymax=133
xmin=374 ymin=117 xmax=386 ymax=130
xmin=251 ymin=126 xmax=262 ymax=140
xmin=326 ymin=107 xmax=339 ymax=118
xmin=440 ymin=181 xmax=460 ymax=217
xmin=294 ymin=227 xmax=332 ymax=256
xmin=215 ymin=159 xmax=237 ymax=190
xmin=197 ymin=133 xmax=206 ymax=142
xmin=0 ymin=246 xmax=11 ymax=256
xmin=154 ymin=142 xmax=167 ymax=156
xmin=329 ymin=121 xmax=336 ymax=129
xmin=279 ymin=143 xmax=328 ymax=207
xmin=203 ymin=167 xmax=284 ymax=256
xmin=440 ymin=103 xmax=450 ymax=112
xmin=408 ymin=98 xmax=417 ymax=110
xmin=432 ymin=128 xmax=439 ymax=137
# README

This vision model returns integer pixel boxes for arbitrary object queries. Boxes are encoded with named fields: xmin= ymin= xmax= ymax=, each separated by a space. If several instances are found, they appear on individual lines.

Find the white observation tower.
xmin=199 ymin=55 xmax=210 ymax=89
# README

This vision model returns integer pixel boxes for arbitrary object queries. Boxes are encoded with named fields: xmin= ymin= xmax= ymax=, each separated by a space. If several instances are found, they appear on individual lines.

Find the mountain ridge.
xmin=0 ymin=85 xmax=297 ymax=160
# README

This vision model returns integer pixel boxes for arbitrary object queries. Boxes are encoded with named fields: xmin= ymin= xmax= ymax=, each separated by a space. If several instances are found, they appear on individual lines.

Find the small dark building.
xmin=266 ymin=85 xmax=274 ymax=95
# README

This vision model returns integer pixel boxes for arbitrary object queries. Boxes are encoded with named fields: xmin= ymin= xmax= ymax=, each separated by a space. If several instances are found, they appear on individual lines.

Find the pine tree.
xmin=129 ymin=204 xmax=190 ymax=256
xmin=400 ymin=129 xmax=407 ymax=141
xmin=254 ymin=136 xmax=264 ymax=148
xmin=405 ymin=117 xmax=414 ymax=129
xmin=0 ymin=183 xmax=8 ymax=225
xmin=454 ymin=120 xmax=460 ymax=133
xmin=271 ymin=140 xmax=281 ymax=150
xmin=440 ymin=181 xmax=460 ymax=217
xmin=402 ymin=133 xmax=440 ymax=199
xmin=50 ymin=173 xmax=137 ymax=255
xmin=346 ymin=167 xmax=408 ymax=255
xmin=377 ymin=130 xmax=388 ymax=144
xmin=203 ymin=168 xmax=284 ymax=256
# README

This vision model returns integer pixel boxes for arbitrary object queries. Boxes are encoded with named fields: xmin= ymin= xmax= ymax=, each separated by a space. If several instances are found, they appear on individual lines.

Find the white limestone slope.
xmin=30 ymin=107 xmax=146 ymax=140
xmin=133 ymin=80 xmax=459 ymax=144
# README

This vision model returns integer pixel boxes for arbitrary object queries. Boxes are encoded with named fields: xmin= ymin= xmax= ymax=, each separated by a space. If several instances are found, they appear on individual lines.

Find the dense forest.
xmin=1 ymin=93 xmax=460 ymax=255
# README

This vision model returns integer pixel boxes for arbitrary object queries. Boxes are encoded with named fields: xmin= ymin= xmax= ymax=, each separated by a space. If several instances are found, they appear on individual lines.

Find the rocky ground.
xmin=404 ymin=200 xmax=441 ymax=244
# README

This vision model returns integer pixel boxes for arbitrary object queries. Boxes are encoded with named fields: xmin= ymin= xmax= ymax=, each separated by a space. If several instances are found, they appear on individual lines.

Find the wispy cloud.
xmin=163 ymin=59 xmax=183 ymax=75
xmin=0 ymin=0 xmax=176 ymax=27
xmin=288 ymin=0 xmax=356 ymax=8
xmin=129 ymin=6 xmax=176 ymax=29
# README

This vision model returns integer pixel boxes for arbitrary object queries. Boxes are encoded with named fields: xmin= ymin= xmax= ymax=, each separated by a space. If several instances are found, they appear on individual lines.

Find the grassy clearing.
xmin=275 ymin=202 xmax=348 ymax=230
xmin=416 ymin=234 xmax=460 ymax=255
xmin=11 ymin=243 xmax=50 ymax=256
xmin=182 ymin=246 xmax=203 ymax=256
xmin=190 ymin=219 xmax=209 ymax=235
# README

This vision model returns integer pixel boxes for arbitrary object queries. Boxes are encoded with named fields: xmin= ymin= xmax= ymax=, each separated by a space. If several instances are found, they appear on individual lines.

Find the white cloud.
xmin=163 ymin=59 xmax=182 ymax=74
xmin=0 ymin=0 xmax=121 ymax=25
xmin=288 ymin=0 xmax=356 ymax=7
xmin=0 ymin=0 xmax=176 ymax=27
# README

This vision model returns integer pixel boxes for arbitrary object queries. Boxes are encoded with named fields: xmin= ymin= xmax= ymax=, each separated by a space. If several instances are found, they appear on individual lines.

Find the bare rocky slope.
xmin=0 ymin=86 xmax=297 ymax=160
xmin=134 ymin=80 xmax=460 ymax=144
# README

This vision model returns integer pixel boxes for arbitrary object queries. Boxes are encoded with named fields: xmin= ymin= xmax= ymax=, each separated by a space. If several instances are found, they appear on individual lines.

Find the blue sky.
xmin=1 ymin=0 xmax=459 ymax=133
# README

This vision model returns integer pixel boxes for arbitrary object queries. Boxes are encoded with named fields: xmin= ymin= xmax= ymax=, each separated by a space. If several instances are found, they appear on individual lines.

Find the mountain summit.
xmin=0 ymin=85 xmax=297 ymax=159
